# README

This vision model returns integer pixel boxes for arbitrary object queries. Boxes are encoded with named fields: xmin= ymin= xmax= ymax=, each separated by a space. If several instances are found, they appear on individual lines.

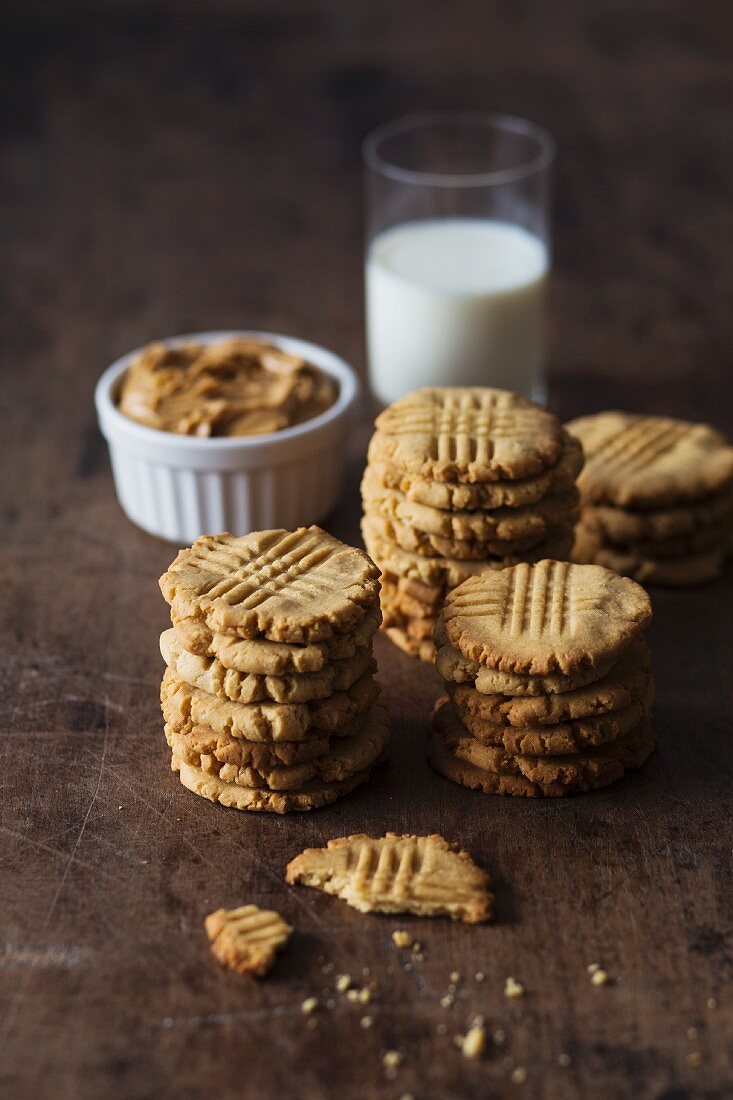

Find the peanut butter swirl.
xmin=118 ymin=338 xmax=338 ymax=437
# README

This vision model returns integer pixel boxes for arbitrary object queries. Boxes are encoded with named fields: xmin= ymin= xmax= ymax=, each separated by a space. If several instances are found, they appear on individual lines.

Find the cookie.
xmin=363 ymin=467 xmax=579 ymax=543
xmin=573 ymin=524 xmax=726 ymax=588
xmin=166 ymin=720 xmax=332 ymax=769
xmin=431 ymin=700 xmax=656 ymax=796
xmin=364 ymin=510 xmax=550 ymax=560
xmin=434 ymin=619 xmax=615 ymax=696
xmin=169 ymin=702 xmax=390 ymax=792
xmin=362 ymin=513 xmax=573 ymax=586
xmin=179 ymin=606 xmax=382 ymax=674
xmin=440 ymin=638 xmax=651 ymax=724
xmin=446 ymin=682 xmax=653 ymax=754
xmin=384 ymin=626 xmax=437 ymax=663
xmin=381 ymin=580 xmax=442 ymax=621
xmin=162 ymin=665 xmax=380 ymax=742
xmin=382 ymin=572 xmax=445 ymax=607
xmin=381 ymin=605 xmax=437 ymax=640
xmin=580 ymin=486 xmax=733 ymax=544
xmin=567 ymin=412 xmax=733 ymax=508
xmin=443 ymin=559 xmax=652 ymax=675
xmin=159 ymin=527 xmax=380 ymax=643
xmin=173 ymin=752 xmax=385 ymax=814
xmin=160 ymin=628 xmax=373 ymax=704
xmin=285 ymin=833 xmax=493 ymax=923
xmin=204 ymin=904 xmax=292 ymax=977
xmin=365 ymin=431 xmax=583 ymax=512
xmin=370 ymin=387 xmax=564 ymax=482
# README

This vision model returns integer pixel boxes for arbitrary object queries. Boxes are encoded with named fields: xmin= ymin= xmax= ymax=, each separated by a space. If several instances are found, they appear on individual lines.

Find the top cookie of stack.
xmin=158 ymin=527 xmax=389 ymax=813
xmin=568 ymin=412 xmax=733 ymax=586
xmin=361 ymin=387 xmax=583 ymax=660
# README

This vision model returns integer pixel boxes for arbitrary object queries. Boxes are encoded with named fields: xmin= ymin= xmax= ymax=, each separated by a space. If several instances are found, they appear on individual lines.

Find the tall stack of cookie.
xmin=567 ymin=412 xmax=733 ymax=586
xmin=158 ymin=527 xmax=389 ymax=813
xmin=429 ymin=560 xmax=656 ymax=797
xmin=361 ymin=388 xmax=583 ymax=661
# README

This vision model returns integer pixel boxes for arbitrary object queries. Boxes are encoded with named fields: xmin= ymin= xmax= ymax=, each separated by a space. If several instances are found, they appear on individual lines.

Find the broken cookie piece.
xmin=285 ymin=833 xmax=493 ymax=923
xmin=204 ymin=904 xmax=292 ymax=976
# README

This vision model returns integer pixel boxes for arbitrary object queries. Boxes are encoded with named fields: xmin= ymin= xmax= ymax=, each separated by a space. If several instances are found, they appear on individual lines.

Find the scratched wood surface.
xmin=1 ymin=2 xmax=732 ymax=1098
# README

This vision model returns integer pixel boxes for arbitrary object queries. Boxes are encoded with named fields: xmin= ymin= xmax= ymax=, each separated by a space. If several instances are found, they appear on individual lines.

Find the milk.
xmin=366 ymin=218 xmax=548 ymax=405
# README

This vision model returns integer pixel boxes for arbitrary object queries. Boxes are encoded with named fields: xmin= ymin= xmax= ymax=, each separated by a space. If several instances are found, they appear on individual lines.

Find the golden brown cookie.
xmin=363 ymin=466 xmax=579 ymax=544
xmin=166 ymin=720 xmax=332 ymax=769
xmin=173 ymin=606 xmax=382 ymax=672
xmin=161 ymin=664 xmax=379 ymax=742
xmin=446 ymin=681 xmax=653 ymax=754
xmin=365 ymin=431 xmax=583 ymax=511
xmin=173 ymin=751 xmax=386 ymax=814
xmin=567 ymin=412 xmax=733 ymax=508
xmin=285 ymin=833 xmax=493 ymax=922
xmin=362 ymin=513 xmax=573 ymax=586
xmin=572 ymin=524 xmax=727 ymax=587
xmin=364 ymin=510 xmax=550 ymax=560
xmin=160 ymin=628 xmax=373 ymax=704
xmin=370 ymin=387 xmax=564 ymax=482
xmin=383 ymin=626 xmax=437 ymax=663
xmin=160 ymin=527 xmax=380 ymax=643
xmin=204 ymin=904 xmax=292 ymax=977
xmin=381 ymin=580 xmax=442 ymax=622
xmin=168 ymin=703 xmax=390 ymax=792
xmin=443 ymin=560 xmax=652 ymax=675
xmin=430 ymin=700 xmax=656 ymax=796
xmin=434 ymin=619 xmax=615 ymax=696
xmin=580 ymin=486 xmax=733 ymax=544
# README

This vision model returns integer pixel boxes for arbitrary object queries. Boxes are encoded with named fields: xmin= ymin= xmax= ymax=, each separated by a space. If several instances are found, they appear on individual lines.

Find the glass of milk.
xmin=363 ymin=111 xmax=555 ymax=406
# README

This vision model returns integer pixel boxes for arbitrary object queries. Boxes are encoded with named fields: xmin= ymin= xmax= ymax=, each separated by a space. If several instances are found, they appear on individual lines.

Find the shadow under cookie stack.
xmin=568 ymin=412 xmax=733 ymax=587
xmin=429 ymin=560 xmax=656 ymax=797
xmin=158 ymin=527 xmax=389 ymax=814
xmin=361 ymin=387 xmax=583 ymax=661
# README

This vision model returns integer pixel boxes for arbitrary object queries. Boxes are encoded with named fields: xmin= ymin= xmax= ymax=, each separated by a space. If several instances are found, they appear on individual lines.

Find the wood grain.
xmin=1 ymin=2 xmax=731 ymax=1098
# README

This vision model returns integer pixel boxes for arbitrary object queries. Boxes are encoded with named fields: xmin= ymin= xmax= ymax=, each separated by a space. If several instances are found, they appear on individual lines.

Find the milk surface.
xmin=366 ymin=218 xmax=548 ymax=405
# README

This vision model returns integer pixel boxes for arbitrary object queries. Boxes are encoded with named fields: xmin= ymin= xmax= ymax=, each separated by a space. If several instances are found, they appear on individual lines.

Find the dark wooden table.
xmin=2 ymin=2 xmax=731 ymax=1097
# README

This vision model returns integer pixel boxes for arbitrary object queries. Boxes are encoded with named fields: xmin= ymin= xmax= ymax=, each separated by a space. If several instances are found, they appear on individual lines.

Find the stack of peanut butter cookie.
xmin=568 ymin=412 xmax=733 ymax=586
xmin=158 ymin=527 xmax=389 ymax=813
xmin=361 ymin=387 xmax=583 ymax=661
xmin=429 ymin=560 xmax=656 ymax=797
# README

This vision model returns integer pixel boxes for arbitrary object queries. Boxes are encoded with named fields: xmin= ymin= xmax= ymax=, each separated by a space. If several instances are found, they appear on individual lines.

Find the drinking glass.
xmin=363 ymin=111 xmax=555 ymax=406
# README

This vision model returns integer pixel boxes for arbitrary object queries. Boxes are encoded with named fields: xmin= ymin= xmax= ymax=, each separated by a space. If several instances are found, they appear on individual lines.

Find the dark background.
xmin=1 ymin=2 xmax=731 ymax=1099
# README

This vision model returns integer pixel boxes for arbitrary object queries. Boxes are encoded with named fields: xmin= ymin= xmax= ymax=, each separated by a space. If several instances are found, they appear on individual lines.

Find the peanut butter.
xmin=117 ymin=338 xmax=338 ymax=437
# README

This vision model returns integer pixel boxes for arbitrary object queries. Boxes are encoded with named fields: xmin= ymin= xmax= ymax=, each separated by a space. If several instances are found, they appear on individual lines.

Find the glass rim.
xmin=362 ymin=110 xmax=555 ymax=188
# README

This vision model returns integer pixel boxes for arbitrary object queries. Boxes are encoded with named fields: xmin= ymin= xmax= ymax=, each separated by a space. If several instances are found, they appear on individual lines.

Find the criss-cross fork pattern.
xmin=344 ymin=836 xmax=478 ymax=903
xmin=583 ymin=417 xmax=691 ymax=479
xmin=380 ymin=390 xmax=553 ymax=465
xmin=213 ymin=905 xmax=291 ymax=948
xmin=446 ymin=561 xmax=605 ymax=641
xmin=185 ymin=530 xmax=351 ymax=616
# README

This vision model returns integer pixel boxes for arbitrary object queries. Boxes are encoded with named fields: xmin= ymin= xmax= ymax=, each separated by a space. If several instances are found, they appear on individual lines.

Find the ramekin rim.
xmin=94 ymin=329 xmax=360 ymax=452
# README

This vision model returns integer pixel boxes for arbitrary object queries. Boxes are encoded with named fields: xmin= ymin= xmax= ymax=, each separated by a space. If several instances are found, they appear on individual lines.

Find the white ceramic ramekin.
xmin=95 ymin=330 xmax=359 ymax=542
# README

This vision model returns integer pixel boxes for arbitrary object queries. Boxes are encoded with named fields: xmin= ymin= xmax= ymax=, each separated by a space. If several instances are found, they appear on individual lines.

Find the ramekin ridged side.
xmin=95 ymin=330 xmax=359 ymax=543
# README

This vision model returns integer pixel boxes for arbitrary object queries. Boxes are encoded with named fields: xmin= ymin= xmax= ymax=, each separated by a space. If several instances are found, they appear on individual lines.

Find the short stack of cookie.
xmin=429 ymin=560 xmax=656 ymax=797
xmin=158 ymin=526 xmax=389 ymax=813
xmin=361 ymin=387 xmax=583 ymax=661
xmin=568 ymin=412 xmax=733 ymax=586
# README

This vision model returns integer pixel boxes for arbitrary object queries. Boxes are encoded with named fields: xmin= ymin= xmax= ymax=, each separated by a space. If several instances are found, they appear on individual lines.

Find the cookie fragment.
xmin=285 ymin=833 xmax=493 ymax=923
xmin=204 ymin=904 xmax=292 ymax=976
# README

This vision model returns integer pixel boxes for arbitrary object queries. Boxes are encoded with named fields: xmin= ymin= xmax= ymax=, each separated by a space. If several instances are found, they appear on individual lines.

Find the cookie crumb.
xmin=450 ymin=971 xmax=460 ymax=983
xmin=301 ymin=997 xmax=319 ymax=1014
xmin=511 ymin=1067 xmax=527 ymax=1085
xmin=335 ymin=973 xmax=351 ymax=993
xmin=587 ymin=962 xmax=600 ymax=974
xmin=591 ymin=968 xmax=610 ymax=987
xmin=412 ymin=942 xmax=422 ymax=955
xmin=392 ymin=930 xmax=413 ymax=949
xmin=440 ymin=994 xmax=455 ymax=1009
xmin=558 ymin=1053 xmax=571 ymax=1067
xmin=460 ymin=1023 xmax=487 ymax=1060
xmin=360 ymin=1015 xmax=373 ymax=1029
xmin=383 ymin=1050 xmax=403 ymax=1079
xmin=306 ymin=1016 xmax=318 ymax=1030
xmin=687 ymin=1051 xmax=702 ymax=1068
xmin=505 ymin=977 xmax=524 ymax=998
xmin=399 ymin=1094 xmax=414 ymax=1100
xmin=493 ymin=1028 xmax=506 ymax=1045
xmin=475 ymin=971 xmax=485 ymax=982
xmin=707 ymin=997 xmax=717 ymax=1010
